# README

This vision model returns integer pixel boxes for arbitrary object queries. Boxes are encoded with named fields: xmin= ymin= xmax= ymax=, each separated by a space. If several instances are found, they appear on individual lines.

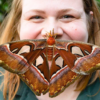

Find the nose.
xmin=41 ymin=18 xmax=63 ymax=38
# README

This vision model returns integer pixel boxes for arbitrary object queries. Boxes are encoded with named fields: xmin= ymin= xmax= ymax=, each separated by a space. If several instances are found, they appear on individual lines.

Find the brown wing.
xmin=49 ymin=51 xmax=79 ymax=97
xmin=48 ymin=40 xmax=100 ymax=97
xmin=0 ymin=39 xmax=50 ymax=95
xmin=1 ymin=39 xmax=100 ymax=97
xmin=55 ymin=40 xmax=100 ymax=75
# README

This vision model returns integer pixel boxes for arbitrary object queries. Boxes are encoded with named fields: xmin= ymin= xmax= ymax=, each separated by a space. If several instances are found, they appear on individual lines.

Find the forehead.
xmin=22 ymin=0 xmax=84 ymax=13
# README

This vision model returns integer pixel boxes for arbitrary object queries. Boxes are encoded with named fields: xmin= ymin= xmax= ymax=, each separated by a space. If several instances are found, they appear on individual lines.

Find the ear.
xmin=89 ymin=11 xmax=93 ymax=21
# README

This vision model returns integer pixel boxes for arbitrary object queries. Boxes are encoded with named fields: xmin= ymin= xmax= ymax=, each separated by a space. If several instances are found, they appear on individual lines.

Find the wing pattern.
xmin=0 ymin=39 xmax=100 ymax=97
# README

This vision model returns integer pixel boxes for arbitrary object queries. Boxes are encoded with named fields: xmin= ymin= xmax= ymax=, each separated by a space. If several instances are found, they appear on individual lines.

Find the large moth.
xmin=0 ymin=32 xmax=100 ymax=97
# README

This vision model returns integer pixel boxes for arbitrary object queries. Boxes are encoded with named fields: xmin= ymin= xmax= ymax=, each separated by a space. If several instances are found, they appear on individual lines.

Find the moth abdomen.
xmin=47 ymin=47 xmax=53 ymax=61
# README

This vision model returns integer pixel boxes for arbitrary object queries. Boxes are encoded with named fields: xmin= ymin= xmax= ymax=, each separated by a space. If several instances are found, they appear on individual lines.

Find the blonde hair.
xmin=0 ymin=0 xmax=100 ymax=100
xmin=0 ymin=0 xmax=21 ymax=100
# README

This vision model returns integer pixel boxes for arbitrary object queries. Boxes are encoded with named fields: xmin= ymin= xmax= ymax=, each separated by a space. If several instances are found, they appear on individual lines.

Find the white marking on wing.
xmin=84 ymin=50 xmax=90 ymax=55
xmin=12 ymin=45 xmax=30 ymax=54
xmin=71 ymin=46 xmax=84 ymax=56
xmin=12 ymin=48 xmax=18 ymax=53
xmin=55 ymin=56 xmax=63 ymax=68
xmin=36 ymin=56 xmax=43 ymax=66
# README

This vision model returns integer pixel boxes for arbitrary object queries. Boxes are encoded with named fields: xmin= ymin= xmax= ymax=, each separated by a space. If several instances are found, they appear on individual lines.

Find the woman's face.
xmin=20 ymin=0 xmax=91 ymax=42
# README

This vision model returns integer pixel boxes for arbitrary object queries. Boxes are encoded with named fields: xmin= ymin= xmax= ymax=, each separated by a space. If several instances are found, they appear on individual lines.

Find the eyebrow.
xmin=58 ymin=9 xmax=82 ymax=14
xmin=24 ymin=10 xmax=45 ymax=14
xmin=23 ymin=8 xmax=81 ymax=15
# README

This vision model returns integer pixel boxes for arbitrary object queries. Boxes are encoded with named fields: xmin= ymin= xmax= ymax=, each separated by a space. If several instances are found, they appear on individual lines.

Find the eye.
xmin=29 ymin=15 xmax=44 ymax=23
xmin=60 ymin=15 xmax=75 ymax=22
xmin=29 ymin=15 xmax=43 ymax=19
xmin=62 ymin=15 xmax=74 ymax=19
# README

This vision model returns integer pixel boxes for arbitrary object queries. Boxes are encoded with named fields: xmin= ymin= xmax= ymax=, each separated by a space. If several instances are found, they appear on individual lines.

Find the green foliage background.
xmin=97 ymin=0 xmax=100 ymax=7
xmin=0 ymin=0 xmax=100 ymax=23
xmin=0 ymin=0 xmax=12 ymax=23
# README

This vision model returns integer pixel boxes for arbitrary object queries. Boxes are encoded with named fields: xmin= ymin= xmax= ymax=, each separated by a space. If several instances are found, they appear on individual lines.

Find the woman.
xmin=0 ymin=0 xmax=100 ymax=100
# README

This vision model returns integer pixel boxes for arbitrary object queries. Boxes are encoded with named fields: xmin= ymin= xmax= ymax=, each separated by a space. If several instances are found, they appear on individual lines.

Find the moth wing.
xmin=49 ymin=48 xmax=79 ymax=97
xmin=55 ymin=40 xmax=100 ymax=75
xmin=0 ymin=39 xmax=50 ymax=95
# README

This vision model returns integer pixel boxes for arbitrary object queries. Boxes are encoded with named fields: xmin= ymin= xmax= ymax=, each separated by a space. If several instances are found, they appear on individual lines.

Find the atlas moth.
xmin=0 ymin=30 xmax=100 ymax=97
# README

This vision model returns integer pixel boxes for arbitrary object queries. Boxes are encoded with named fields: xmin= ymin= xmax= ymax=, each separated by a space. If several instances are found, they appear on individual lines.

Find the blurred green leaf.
xmin=0 ymin=0 xmax=11 ymax=23
xmin=97 ymin=0 xmax=100 ymax=2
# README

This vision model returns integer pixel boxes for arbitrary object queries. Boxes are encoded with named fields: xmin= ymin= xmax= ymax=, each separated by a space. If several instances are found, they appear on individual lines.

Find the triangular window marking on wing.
xmin=17 ymin=45 xmax=30 ymax=55
xmin=71 ymin=46 xmax=84 ymax=57
xmin=55 ymin=56 xmax=64 ymax=68
xmin=35 ymin=55 xmax=43 ymax=67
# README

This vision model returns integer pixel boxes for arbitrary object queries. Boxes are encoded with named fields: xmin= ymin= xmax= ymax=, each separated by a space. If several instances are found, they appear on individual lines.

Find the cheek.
xmin=65 ymin=24 xmax=88 ymax=42
xmin=72 ymin=27 xmax=88 ymax=42
xmin=19 ymin=22 xmax=42 ymax=40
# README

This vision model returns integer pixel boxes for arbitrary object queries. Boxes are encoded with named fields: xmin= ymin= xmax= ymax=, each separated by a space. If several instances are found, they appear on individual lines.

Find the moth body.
xmin=46 ymin=35 xmax=56 ymax=61
xmin=47 ymin=47 xmax=53 ymax=61
xmin=47 ymin=37 xmax=55 ymax=45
